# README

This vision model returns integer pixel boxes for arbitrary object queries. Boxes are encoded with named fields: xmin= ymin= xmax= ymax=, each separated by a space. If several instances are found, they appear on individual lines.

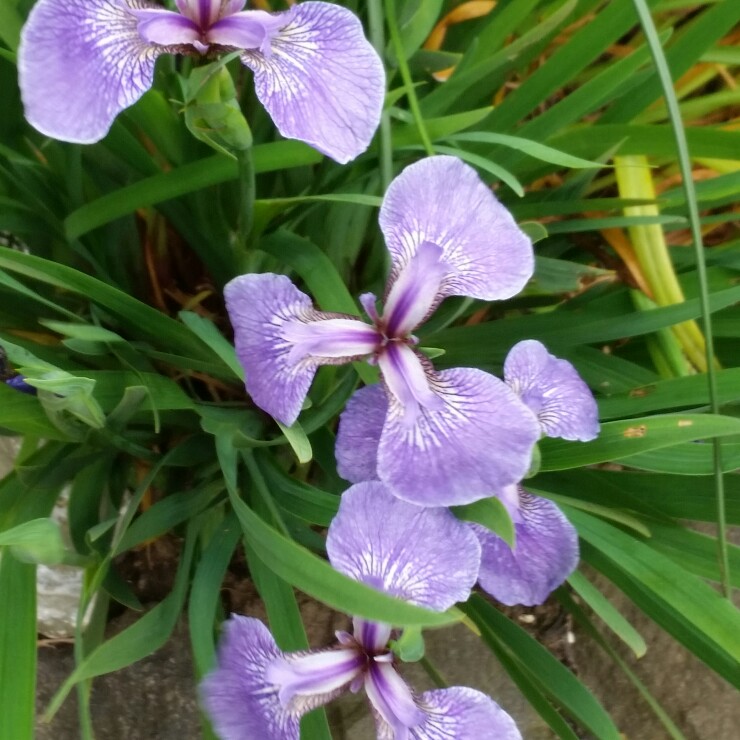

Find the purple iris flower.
xmin=18 ymin=0 xmax=384 ymax=163
xmin=200 ymin=482 xmax=521 ymax=740
xmin=224 ymin=155 xmax=540 ymax=508
xmin=471 ymin=339 xmax=598 ymax=604
xmin=335 ymin=339 xmax=600 ymax=606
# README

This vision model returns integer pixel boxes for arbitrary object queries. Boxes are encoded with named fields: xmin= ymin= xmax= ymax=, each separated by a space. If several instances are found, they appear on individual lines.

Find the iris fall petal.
xmin=239 ymin=1 xmax=385 ymax=163
xmin=379 ymin=156 xmax=534 ymax=302
xmin=200 ymin=616 xmax=299 ymax=740
xmin=326 ymin=481 xmax=481 ymax=611
xmin=473 ymin=491 xmax=579 ymax=606
xmin=19 ymin=0 xmax=163 ymax=143
xmin=378 ymin=368 xmax=540 ymax=507
xmin=224 ymin=273 xmax=376 ymax=426
xmin=504 ymin=340 xmax=599 ymax=442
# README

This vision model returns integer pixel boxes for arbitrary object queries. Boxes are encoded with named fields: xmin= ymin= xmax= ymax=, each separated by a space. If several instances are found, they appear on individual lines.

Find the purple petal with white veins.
xmin=239 ymin=2 xmax=385 ymax=163
xmin=224 ymin=273 xmax=376 ymax=426
xmin=199 ymin=615 xmax=299 ymax=740
xmin=209 ymin=11 xmax=291 ymax=53
xmin=19 ymin=0 xmax=165 ymax=143
xmin=366 ymin=661 xmax=425 ymax=739
xmin=335 ymin=384 xmax=387 ymax=483
xmin=383 ymin=241 xmax=447 ymax=336
xmin=410 ymin=687 xmax=522 ymax=740
xmin=326 ymin=481 xmax=481 ymax=611
xmin=379 ymin=368 xmax=540 ymax=507
xmin=474 ymin=491 xmax=579 ymax=606
xmin=379 ymin=156 xmax=534 ymax=301
xmin=504 ymin=340 xmax=599 ymax=441
xmin=130 ymin=9 xmax=200 ymax=46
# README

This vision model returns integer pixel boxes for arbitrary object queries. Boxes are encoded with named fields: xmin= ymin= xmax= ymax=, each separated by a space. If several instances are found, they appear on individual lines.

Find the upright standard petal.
xmin=224 ymin=273 xmax=377 ymax=426
xmin=473 ymin=491 xmax=579 ymax=606
xmin=335 ymin=384 xmax=387 ymax=483
xmin=19 ymin=0 xmax=164 ymax=143
xmin=326 ymin=481 xmax=481 ymax=611
xmin=239 ymin=2 xmax=385 ymax=164
xmin=504 ymin=340 xmax=599 ymax=441
xmin=379 ymin=156 xmax=534 ymax=301
xmin=378 ymin=368 xmax=540 ymax=507
xmin=410 ymin=687 xmax=522 ymax=740
xmin=199 ymin=615 xmax=299 ymax=740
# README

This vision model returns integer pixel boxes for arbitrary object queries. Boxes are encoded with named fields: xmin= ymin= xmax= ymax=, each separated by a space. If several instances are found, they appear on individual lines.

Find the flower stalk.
xmin=614 ymin=154 xmax=710 ymax=373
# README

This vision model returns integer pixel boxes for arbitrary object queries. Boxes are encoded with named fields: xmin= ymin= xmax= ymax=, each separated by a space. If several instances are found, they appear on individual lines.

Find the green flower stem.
xmin=242 ymin=451 xmax=290 ymax=537
xmin=367 ymin=0 xmax=394 ymax=191
xmin=614 ymin=155 xmax=708 ymax=373
xmin=631 ymin=289 xmax=691 ymax=378
xmin=236 ymin=145 xmax=255 ymax=259
xmin=384 ymin=0 xmax=435 ymax=157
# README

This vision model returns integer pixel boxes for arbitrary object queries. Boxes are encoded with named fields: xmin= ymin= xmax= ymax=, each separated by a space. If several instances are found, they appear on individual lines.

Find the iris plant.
xmin=225 ymin=155 xmax=541 ymax=508
xmin=200 ymin=482 xmax=521 ymax=739
xmin=336 ymin=339 xmax=599 ymax=606
xmin=19 ymin=0 xmax=384 ymax=162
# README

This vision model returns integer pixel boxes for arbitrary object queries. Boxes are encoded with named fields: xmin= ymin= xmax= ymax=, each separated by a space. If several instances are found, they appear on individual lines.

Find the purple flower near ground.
xmin=225 ymin=155 xmax=540 ymax=507
xmin=200 ymin=482 xmax=521 ymax=740
xmin=470 ymin=484 xmax=580 ymax=606
xmin=503 ymin=339 xmax=599 ymax=443
xmin=335 ymin=340 xmax=599 ymax=606
xmin=468 ymin=339 xmax=598 ymax=604
xmin=18 ymin=0 xmax=384 ymax=163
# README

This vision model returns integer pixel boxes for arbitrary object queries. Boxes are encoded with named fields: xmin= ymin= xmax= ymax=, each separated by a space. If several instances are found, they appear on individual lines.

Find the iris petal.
xmin=199 ymin=616 xmax=299 ymax=740
xmin=224 ymin=273 xmax=376 ymax=426
xmin=266 ymin=648 xmax=364 ymax=708
xmin=365 ymin=662 xmax=425 ymax=739
xmin=377 ymin=344 xmax=444 ymax=427
xmin=473 ymin=491 xmax=579 ymax=606
xmin=383 ymin=241 xmax=447 ymax=336
xmin=239 ymin=1 xmax=385 ymax=163
xmin=379 ymin=156 xmax=534 ymax=301
xmin=208 ymin=11 xmax=288 ymax=53
xmin=326 ymin=481 xmax=481 ymax=611
xmin=378 ymin=368 xmax=540 ymax=507
xmin=131 ymin=9 xmax=200 ymax=46
xmin=19 ymin=0 xmax=165 ymax=143
xmin=335 ymin=384 xmax=387 ymax=483
xmin=281 ymin=319 xmax=378 ymax=364
xmin=177 ymin=0 xmax=222 ymax=27
xmin=353 ymin=618 xmax=393 ymax=653
xmin=409 ymin=687 xmax=522 ymax=740
xmin=504 ymin=340 xmax=599 ymax=441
